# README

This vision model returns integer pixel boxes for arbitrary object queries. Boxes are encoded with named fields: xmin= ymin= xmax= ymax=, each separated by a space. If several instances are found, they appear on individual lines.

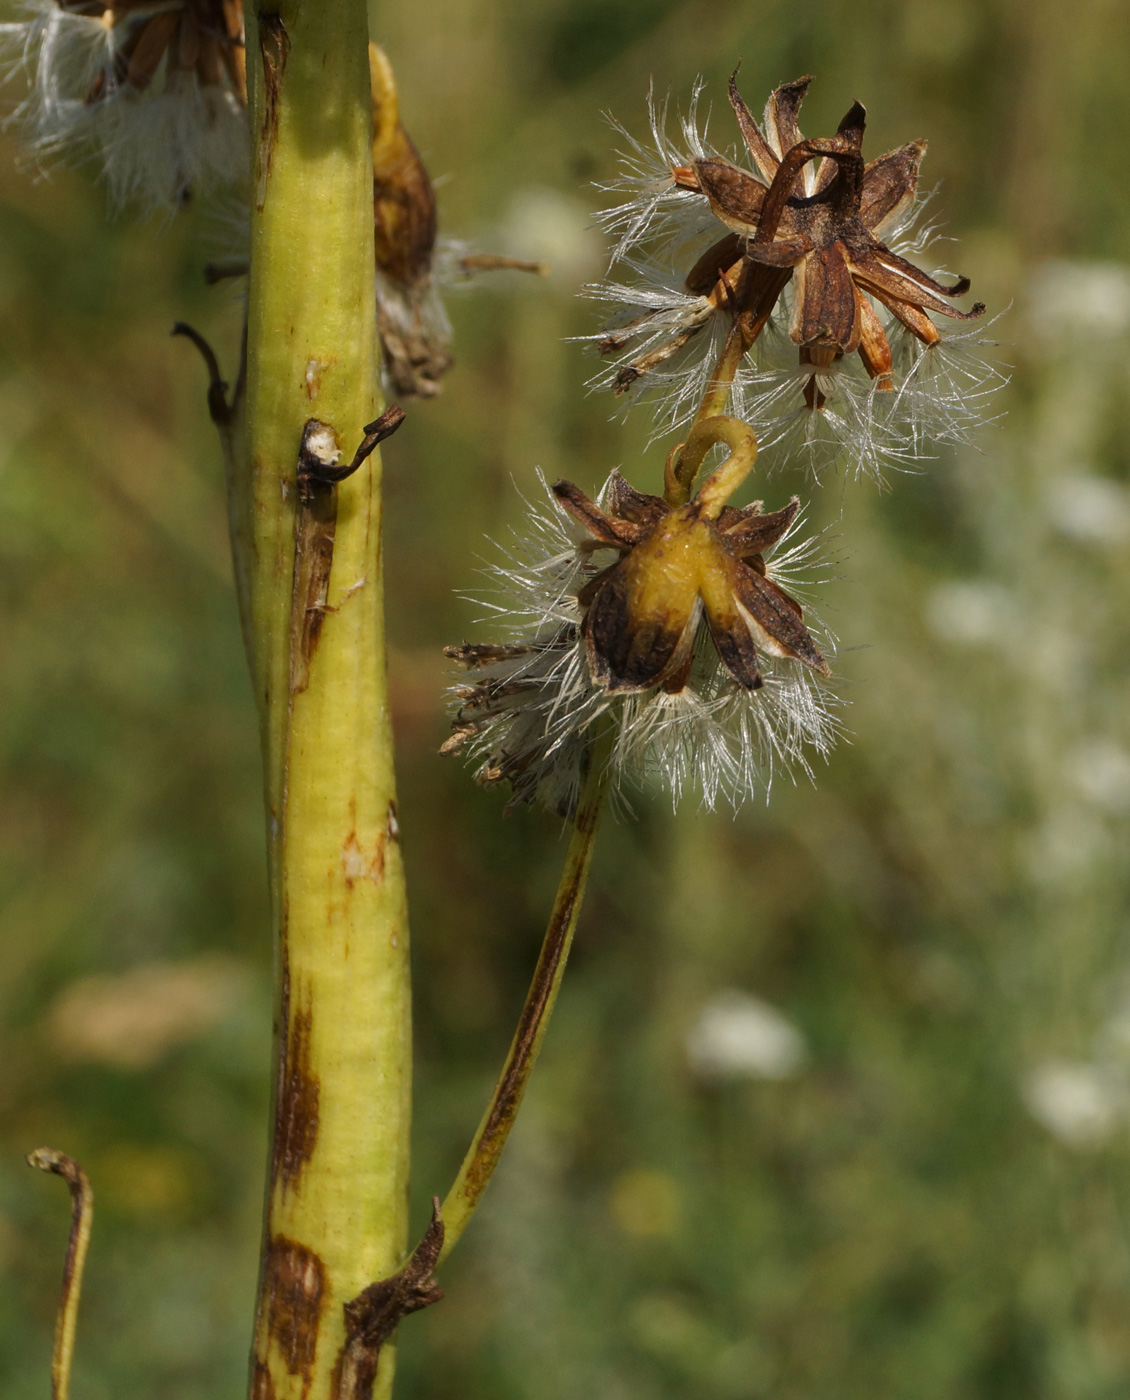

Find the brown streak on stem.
xmin=271 ymin=969 xmax=321 ymax=1196
xmin=263 ymin=1235 xmax=328 ymax=1394
xmin=256 ymin=13 xmax=290 ymax=210
xmin=251 ymin=1359 xmax=278 ymax=1400
xmin=290 ymin=469 xmax=339 ymax=696
xmin=289 ymin=411 xmax=404 ymax=694
xmin=472 ymin=852 xmax=584 ymax=1175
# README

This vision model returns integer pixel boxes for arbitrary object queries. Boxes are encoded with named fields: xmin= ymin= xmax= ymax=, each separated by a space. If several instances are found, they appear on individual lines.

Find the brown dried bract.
xmin=79 ymin=0 xmax=246 ymax=105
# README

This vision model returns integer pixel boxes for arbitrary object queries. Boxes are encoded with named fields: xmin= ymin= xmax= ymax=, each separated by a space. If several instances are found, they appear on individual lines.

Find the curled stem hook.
xmin=27 ymin=1148 xmax=93 ymax=1400
xmin=664 ymin=414 xmax=759 ymax=515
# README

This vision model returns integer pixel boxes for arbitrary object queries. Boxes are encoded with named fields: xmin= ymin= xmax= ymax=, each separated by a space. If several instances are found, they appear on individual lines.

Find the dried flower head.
xmin=443 ymin=417 xmax=838 ymax=814
xmin=369 ymin=41 xmax=452 ymax=398
xmin=368 ymin=44 xmax=548 ymax=399
xmin=590 ymin=73 xmax=1000 ymax=475
xmin=0 ymin=0 xmax=248 ymax=211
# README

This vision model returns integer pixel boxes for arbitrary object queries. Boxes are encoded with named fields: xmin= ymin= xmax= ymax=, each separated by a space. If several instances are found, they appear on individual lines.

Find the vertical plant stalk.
xmin=438 ymin=745 xmax=608 ymax=1263
xmin=241 ymin=6 xmax=411 ymax=1400
xmin=26 ymin=1149 xmax=93 ymax=1400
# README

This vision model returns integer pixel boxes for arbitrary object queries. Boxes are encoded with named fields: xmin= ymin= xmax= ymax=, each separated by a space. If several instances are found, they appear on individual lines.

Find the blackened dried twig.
xmin=172 ymin=321 xmax=237 ymax=425
xmin=27 ymin=1148 xmax=93 ymax=1400
xmin=332 ymin=1198 xmax=444 ymax=1400
xmin=457 ymin=254 xmax=548 ymax=276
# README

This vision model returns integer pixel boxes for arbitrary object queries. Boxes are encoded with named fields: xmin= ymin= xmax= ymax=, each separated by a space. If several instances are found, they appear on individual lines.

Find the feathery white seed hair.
xmin=0 ymin=2 xmax=249 ymax=214
xmin=448 ymin=472 xmax=841 ymax=815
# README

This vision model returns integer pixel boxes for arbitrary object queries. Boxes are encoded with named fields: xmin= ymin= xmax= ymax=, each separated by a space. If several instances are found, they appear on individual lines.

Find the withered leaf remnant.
xmin=332 ymin=1199 xmax=444 ymax=1400
xmin=291 ymin=406 xmax=405 ymax=694
xmin=553 ymin=418 xmax=827 ymax=694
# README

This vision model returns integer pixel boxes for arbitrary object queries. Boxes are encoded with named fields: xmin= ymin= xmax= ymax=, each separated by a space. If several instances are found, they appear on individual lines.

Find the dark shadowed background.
xmin=3 ymin=1 xmax=1130 ymax=1396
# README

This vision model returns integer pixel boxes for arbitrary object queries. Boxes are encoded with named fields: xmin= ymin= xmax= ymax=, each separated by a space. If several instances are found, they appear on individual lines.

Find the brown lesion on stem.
xmin=261 ymin=1234 xmax=329 ymax=1399
xmin=330 ymin=1200 xmax=445 ymax=1400
xmin=26 ymin=1148 xmax=93 ymax=1400
xmin=271 ymin=968 xmax=321 ymax=1198
xmin=256 ymin=12 xmax=291 ymax=210
xmin=290 ymin=407 xmax=405 ymax=694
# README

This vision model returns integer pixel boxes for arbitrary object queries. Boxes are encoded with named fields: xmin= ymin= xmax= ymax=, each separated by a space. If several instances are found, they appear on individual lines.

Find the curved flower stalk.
xmin=588 ymin=73 xmax=1001 ymax=476
xmin=444 ymin=416 xmax=838 ymax=813
xmin=0 ymin=0 xmax=248 ymax=212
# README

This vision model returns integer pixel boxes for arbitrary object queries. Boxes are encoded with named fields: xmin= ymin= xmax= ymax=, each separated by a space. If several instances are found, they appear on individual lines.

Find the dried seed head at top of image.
xmin=368 ymin=44 xmax=547 ymax=399
xmin=587 ymin=72 xmax=1004 ymax=478
xmin=0 ymin=0 xmax=248 ymax=211
xmin=443 ymin=416 xmax=839 ymax=816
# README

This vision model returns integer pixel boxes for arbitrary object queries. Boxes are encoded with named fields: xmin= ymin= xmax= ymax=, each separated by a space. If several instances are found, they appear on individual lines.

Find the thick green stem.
xmin=241 ymin=6 xmax=411 ymax=1400
xmin=438 ymin=746 xmax=608 ymax=1264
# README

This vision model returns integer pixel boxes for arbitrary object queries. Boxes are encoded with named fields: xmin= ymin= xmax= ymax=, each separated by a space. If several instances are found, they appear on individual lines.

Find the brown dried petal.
xmin=552 ymin=481 xmax=641 ymax=547
xmin=605 ymin=472 xmax=669 ymax=527
xmin=864 ymin=285 xmax=941 ymax=345
xmin=845 ymin=248 xmax=984 ymax=321
xmin=763 ymin=76 xmax=813 ymax=162
xmin=719 ymin=498 xmax=800 ymax=557
xmin=834 ymin=100 xmax=867 ymax=152
xmin=859 ymin=140 xmax=926 ymax=235
xmin=728 ymin=70 xmax=779 ymax=183
xmin=684 ymin=233 xmax=745 ymax=296
xmin=855 ymin=292 xmax=895 ymax=387
xmin=691 ymin=158 xmax=767 ymax=236
xmin=125 ymin=13 xmax=179 ymax=89
xmin=792 ymin=242 xmax=862 ymax=351
xmin=731 ymin=566 xmax=829 ymax=674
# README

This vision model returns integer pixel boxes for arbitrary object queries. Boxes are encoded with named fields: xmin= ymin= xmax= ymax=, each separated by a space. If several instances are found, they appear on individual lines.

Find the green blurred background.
xmin=4 ymin=0 xmax=1130 ymax=1395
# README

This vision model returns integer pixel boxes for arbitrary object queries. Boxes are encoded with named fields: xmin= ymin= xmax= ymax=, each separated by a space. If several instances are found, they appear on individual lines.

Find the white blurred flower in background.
xmin=685 ymin=990 xmax=806 ymax=1081
xmin=1022 ymin=1060 xmax=1126 ymax=1148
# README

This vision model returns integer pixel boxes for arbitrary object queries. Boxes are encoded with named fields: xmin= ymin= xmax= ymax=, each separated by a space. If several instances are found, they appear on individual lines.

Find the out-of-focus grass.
xmin=2 ymin=1 xmax=1130 ymax=1397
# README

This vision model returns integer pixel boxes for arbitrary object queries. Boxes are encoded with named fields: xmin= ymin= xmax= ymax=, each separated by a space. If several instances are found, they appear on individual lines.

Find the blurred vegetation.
xmin=2 ymin=0 xmax=1130 ymax=1396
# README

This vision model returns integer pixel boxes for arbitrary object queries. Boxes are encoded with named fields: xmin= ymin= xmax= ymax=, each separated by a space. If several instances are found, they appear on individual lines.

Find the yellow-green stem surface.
xmin=242 ymin=6 xmax=411 ymax=1399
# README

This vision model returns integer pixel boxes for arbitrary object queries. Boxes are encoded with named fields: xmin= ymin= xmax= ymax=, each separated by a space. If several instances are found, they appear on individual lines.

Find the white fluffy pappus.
xmin=443 ymin=472 xmax=841 ymax=816
xmin=0 ymin=1 xmax=249 ymax=213
xmin=595 ymin=81 xmax=719 ymax=268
